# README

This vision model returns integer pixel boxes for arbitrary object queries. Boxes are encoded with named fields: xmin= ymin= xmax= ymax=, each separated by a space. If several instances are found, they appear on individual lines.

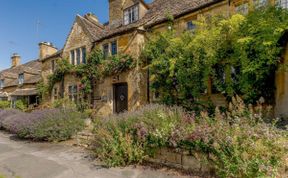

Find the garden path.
xmin=0 ymin=132 xmax=192 ymax=178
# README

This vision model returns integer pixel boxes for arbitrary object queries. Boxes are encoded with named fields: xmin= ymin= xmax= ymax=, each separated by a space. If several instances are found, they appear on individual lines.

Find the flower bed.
xmin=0 ymin=108 xmax=85 ymax=142
xmin=92 ymin=97 xmax=288 ymax=177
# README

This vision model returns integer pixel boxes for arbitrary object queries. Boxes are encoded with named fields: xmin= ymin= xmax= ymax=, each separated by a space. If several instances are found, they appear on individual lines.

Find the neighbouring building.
xmin=0 ymin=53 xmax=42 ymax=107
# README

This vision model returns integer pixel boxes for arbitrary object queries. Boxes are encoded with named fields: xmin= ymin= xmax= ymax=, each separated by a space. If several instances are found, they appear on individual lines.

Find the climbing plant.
xmin=47 ymin=58 xmax=73 ymax=92
xmin=143 ymin=6 xmax=288 ymax=109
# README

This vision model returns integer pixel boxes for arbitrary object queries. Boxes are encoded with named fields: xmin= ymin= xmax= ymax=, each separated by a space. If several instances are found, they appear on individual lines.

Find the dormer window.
xmin=0 ymin=80 xmax=4 ymax=89
xmin=124 ymin=5 xmax=139 ymax=25
xmin=18 ymin=73 xmax=24 ymax=85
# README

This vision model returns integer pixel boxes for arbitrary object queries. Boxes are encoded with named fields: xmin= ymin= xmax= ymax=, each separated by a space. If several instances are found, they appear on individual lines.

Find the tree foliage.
xmin=143 ymin=7 xmax=288 ymax=108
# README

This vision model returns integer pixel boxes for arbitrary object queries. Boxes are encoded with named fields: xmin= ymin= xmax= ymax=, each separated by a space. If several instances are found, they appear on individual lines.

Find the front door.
xmin=113 ymin=83 xmax=128 ymax=113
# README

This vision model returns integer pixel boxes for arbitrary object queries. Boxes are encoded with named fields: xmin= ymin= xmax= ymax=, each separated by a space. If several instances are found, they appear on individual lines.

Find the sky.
xmin=0 ymin=0 xmax=152 ymax=70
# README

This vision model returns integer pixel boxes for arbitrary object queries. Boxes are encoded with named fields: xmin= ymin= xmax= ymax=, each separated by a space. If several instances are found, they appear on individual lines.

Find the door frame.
xmin=113 ymin=82 xmax=128 ymax=114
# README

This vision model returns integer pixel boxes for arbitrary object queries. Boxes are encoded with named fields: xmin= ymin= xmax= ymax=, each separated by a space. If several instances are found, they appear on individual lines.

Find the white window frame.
xmin=124 ymin=4 xmax=139 ymax=25
xmin=0 ymin=79 xmax=4 ymax=89
xmin=18 ymin=73 xmax=24 ymax=85
xmin=70 ymin=47 xmax=86 ymax=65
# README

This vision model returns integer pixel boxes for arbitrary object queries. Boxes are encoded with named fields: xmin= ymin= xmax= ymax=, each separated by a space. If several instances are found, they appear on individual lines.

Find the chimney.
xmin=11 ymin=53 xmax=21 ymax=68
xmin=39 ymin=42 xmax=58 ymax=60
xmin=109 ymin=0 xmax=125 ymax=26
xmin=84 ymin=13 xmax=99 ymax=25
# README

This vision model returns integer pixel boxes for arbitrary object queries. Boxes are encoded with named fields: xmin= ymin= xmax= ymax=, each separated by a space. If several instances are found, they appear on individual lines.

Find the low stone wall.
xmin=146 ymin=148 xmax=214 ymax=176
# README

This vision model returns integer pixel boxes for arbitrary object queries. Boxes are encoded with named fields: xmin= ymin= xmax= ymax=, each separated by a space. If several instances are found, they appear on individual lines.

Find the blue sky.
xmin=0 ymin=0 xmax=152 ymax=70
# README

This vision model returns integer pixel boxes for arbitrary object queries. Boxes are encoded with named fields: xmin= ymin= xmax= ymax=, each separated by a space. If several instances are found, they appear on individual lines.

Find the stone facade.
xmin=36 ymin=0 xmax=288 ymax=117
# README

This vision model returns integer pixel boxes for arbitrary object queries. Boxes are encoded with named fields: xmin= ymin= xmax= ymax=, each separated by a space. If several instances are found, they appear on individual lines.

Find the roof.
xmin=95 ymin=0 xmax=222 ymax=42
xmin=10 ymin=88 xmax=38 ymax=96
xmin=0 ymin=60 xmax=41 ymax=88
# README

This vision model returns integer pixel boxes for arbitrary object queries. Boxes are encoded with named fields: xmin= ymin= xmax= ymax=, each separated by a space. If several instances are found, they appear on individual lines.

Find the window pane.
xmin=82 ymin=48 xmax=86 ymax=64
xmin=18 ymin=74 xmax=24 ymax=85
xmin=76 ymin=48 xmax=81 ymax=65
xmin=236 ymin=3 xmax=249 ymax=15
xmin=70 ymin=51 xmax=75 ymax=65
xmin=103 ymin=44 xmax=109 ymax=58
xmin=124 ymin=5 xmax=139 ymax=25
xmin=187 ymin=21 xmax=196 ymax=30
xmin=111 ymin=41 xmax=117 ymax=55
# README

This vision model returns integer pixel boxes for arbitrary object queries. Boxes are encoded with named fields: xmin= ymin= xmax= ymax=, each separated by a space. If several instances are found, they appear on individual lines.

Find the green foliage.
xmin=52 ymin=97 xmax=77 ymax=110
xmin=75 ymin=49 xmax=134 ymax=94
xmin=143 ymin=7 xmax=288 ymax=107
xmin=0 ymin=101 xmax=10 ymax=109
xmin=31 ymin=109 xmax=85 ymax=142
xmin=47 ymin=59 xmax=73 ymax=92
xmin=15 ymin=100 xmax=27 ymax=111
xmin=36 ymin=80 xmax=49 ymax=97
xmin=91 ymin=102 xmax=287 ymax=177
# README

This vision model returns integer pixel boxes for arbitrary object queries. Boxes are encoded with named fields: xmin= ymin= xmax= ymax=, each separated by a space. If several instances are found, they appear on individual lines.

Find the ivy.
xmin=143 ymin=6 xmax=288 ymax=109
xmin=75 ymin=49 xmax=135 ymax=95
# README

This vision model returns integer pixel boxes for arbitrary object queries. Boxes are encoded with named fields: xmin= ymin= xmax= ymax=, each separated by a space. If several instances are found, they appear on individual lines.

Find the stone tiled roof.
xmin=95 ymin=0 xmax=222 ymax=41
xmin=0 ymin=60 xmax=41 ymax=87
xmin=76 ymin=15 xmax=105 ymax=41
xmin=10 ymin=88 xmax=38 ymax=96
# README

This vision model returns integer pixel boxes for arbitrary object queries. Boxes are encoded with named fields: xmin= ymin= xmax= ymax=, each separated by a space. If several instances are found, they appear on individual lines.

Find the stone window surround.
xmin=102 ymin=40 xmax=118 ymax=58
xmin=123 ymin=3 xmax=139 ymax=25
xmin=69 ymin=46 xmax=87 ymax=65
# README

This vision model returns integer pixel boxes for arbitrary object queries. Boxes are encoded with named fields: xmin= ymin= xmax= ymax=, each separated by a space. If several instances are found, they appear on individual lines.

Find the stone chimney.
xmin=84 ymin=13 xmax=99 ymax=25
xmin=11 ymin=53 xmax=21 ymax=68
xmin=109 ymin=0 xmax=125 ymax=26
xmin=39 ymin=42 xmax=58 ymax=60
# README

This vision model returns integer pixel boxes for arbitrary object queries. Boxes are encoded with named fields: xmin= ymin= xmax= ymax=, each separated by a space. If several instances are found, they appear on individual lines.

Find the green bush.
xmin=30 ymin=109 xmax=85 ymax=142
xmin=0 ymin=101 xmax=10 ymax=109
xmin=92 ymin=102 xmax=288 ymax=177
xmin=15 ymin=100 xmax=27 ymax=111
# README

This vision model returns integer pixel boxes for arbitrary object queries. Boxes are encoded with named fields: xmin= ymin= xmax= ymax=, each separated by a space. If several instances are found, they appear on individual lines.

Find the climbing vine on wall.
xmin=142 ymin=7 xmax=288 ymax=109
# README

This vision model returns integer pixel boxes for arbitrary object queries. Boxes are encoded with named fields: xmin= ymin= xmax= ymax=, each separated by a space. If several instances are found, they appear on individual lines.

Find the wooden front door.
xmin=113 ymin=83 xmax=128 ymax=113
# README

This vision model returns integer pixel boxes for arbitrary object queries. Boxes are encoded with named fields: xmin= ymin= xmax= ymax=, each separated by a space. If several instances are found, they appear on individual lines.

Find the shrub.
xmin=92 ymin=104 xmax=189 ymax=166
xmin=0 ymin=101 xmax=10 ymax=109
xmin=92 ymin=101 xmax=288 ymax=177
xmin=31 ymin=109 xmax=85 ymax=142
xmin=0 ymin=108 xmax=85 ymax=142
xmin=15 ymin=100 xmax=27 ymax=111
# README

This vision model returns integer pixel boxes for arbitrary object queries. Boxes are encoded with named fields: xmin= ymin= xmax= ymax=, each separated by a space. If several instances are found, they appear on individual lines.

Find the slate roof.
xmin=0 ymin=60 xmax=41 ymax=88
xmin=95 ymin=0 xmax=222 ymax=42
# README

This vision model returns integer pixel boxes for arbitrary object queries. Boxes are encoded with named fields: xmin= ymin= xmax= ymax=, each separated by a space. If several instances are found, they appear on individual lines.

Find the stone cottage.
xmin=40 ymin=0 xmax=288 ymax=117
xmin=0 ymin=53 xmax=42 ymax=107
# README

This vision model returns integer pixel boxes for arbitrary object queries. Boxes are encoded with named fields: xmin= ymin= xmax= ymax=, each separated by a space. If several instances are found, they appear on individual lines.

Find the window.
xmin=253 ymin=0 xmax=268 ymax=9
xmin=111 ymin=41 xmax=118 ymax=55
xmin=235 ymin=3 xmax=249 ymax=15
xmin=51 ymin=60 xmax=56 ymax=72
xmin=76 ymin=48 xmax=81 ymax=65
xmin=18 ymin=74 xmax=24 ymax=85
xmin=82 ymin=47 xmax=86 ymax=64
xmin=53 ymin=88 xmax=58 ymax=100
xmin=187 ymin=21 xmax=196 ymax=31
xmin=68 ymin=85 xmax=78 ymax=102
xmin=0 ymin=80 xmax=4 ymax=89
xmin=124 ymin=5 xmax=139 ymax=25
xmin=70 ymin=51 xmax=75 ymax=65
xmin=277 ymin=0 xmax=288 ymax=9
xmin=103 ymin=44 xmax=109 ymax=59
